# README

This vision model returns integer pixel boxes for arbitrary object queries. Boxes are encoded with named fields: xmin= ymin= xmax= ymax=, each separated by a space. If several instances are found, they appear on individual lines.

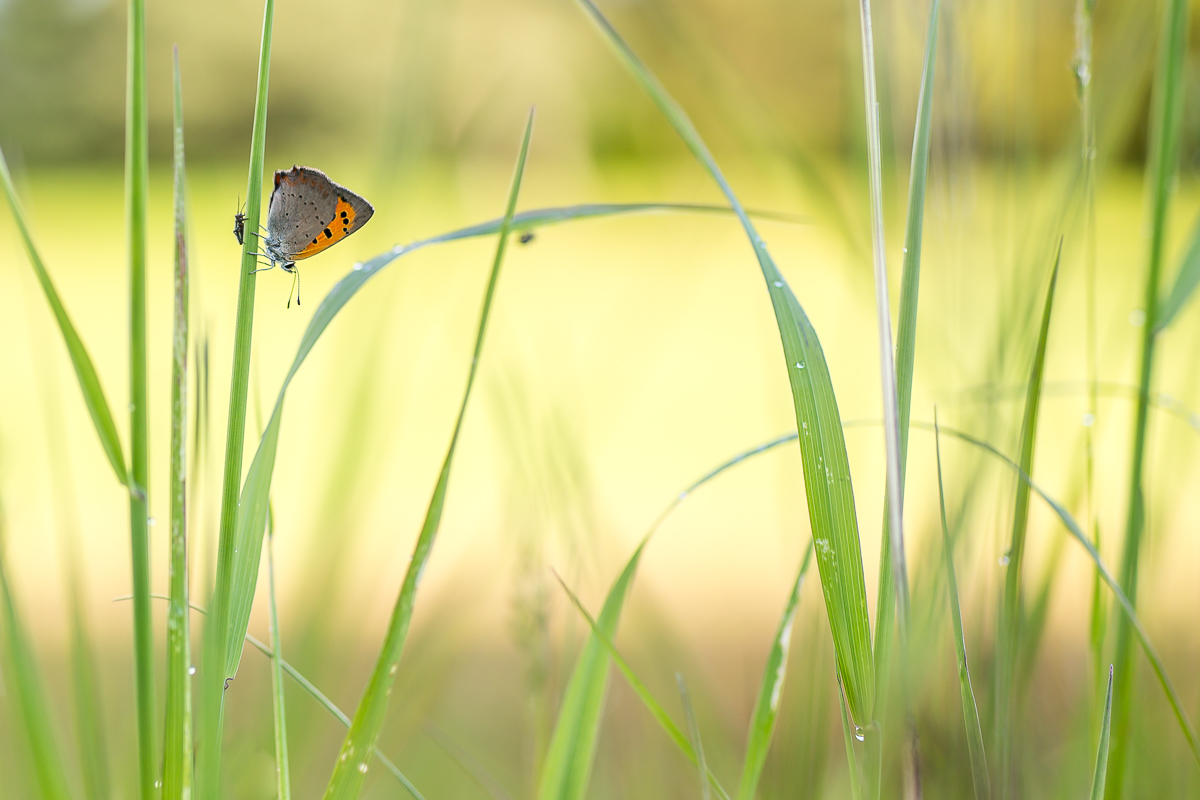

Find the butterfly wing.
xmin=267 ymin=166 xmax=374 ymax=262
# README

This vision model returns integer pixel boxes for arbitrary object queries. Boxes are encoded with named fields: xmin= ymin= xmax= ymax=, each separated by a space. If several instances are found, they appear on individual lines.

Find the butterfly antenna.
xmin=287 ymin=269 xmax=299 ymax=309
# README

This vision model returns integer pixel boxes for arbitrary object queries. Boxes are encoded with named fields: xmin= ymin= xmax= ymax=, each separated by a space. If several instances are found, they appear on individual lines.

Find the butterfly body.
xmin=257 ymin=165 xmax=374 ymax=273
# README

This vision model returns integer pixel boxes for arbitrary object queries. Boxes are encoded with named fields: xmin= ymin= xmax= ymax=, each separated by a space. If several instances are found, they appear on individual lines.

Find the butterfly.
xmin=247 ymin=165 xmax=374 ymax=307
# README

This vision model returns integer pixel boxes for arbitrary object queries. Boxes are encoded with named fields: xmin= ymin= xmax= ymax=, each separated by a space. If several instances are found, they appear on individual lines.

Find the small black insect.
xmin=233 ymin=206 xmax=246 ymax=245
xmin=518 ymin=231 xmax=535 ymax=245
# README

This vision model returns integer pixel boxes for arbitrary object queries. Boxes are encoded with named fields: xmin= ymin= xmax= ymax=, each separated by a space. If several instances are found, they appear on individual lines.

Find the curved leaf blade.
xmin=0 ymin=147 xmax=128 ymax=487
xmin=321 ymin=109 xmax=535 ymax=800
xmin=573 ymin=0 xmax=874 ymax=728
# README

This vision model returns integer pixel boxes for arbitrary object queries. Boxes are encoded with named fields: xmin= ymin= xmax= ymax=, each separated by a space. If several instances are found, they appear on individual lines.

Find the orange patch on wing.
xmin=294 ymin=196 xmax=359 ymax=260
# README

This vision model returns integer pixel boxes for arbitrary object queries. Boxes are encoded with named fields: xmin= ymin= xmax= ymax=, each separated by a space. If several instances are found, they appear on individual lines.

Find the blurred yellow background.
xmin=4 ymin=0 xmax=1200 ymax=797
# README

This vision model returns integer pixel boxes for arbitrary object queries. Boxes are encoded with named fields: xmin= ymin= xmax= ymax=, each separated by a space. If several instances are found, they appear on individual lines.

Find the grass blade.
xmin=0 ymin=506 xmax=74 ymax=800
xmin=836 ymin=675 xmax=864 ymax=800
xmin=124 ymin=0 xmax=155 ymax=793
xmin=1089 ymin=666 xmax=1114 ymax=800
xmin=933 ymin=412 xmax=990 ymax=800
xmin=1109 ymin=0 xmax=1190 ymax=794
xmin=735 ymin=544 xmax=814 ymax=800
xmin=573 ymin=0 xmax=874 ymax=729
xmin=199 ymin=0 xmax=276 ymax=793
xmin=551 ymin=572 xmax=732 ymax=800
xmin=1154 ymin=213 xmax=1200 ymax=331
xmin=868 ymin=0 xmax=939 ymax=791
xmin=266 ymin=517 xmax=291 ymax=800
xmin=0 ymin=147 xmax=128 ymax=487
xmin=321 ymin=109 xmax=534 ymax=800
xmin=162 ymin=45 xmax=193 ymax=800
xmin=677 ymin=674 xmax=712 ymax=800
xmin=996 ymin=244 xmax=1061 ymax=797
xmin=855 ymin=0 xmax=909 ymax=662
xmin=134 ymin=593 xmax=426 ymax=799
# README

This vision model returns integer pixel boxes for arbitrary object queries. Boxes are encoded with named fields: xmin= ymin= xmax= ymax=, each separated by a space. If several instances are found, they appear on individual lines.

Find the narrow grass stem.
xmin=200 ymin=1 xmax=275 ymax=795
xmin=1108 ymin=1 xmax=1189 ymax=796
xmin=162 ymin=45 xmax=193 ymax=800
xmin=124 ymin=0 xmax=155 ymax=794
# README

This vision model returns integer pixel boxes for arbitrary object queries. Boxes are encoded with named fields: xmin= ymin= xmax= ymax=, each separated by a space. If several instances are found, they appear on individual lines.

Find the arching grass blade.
xmin=0 ymin=147 xmax=128 ymax=487
xmin=573 ymin=0 xmax=874 ymax=730
xmin=320 ymin=109 xmax=534 ymax=800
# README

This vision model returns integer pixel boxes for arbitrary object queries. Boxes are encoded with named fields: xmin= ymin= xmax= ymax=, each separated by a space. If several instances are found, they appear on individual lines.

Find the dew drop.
xmin=188 ymin=666 xmax=196 ymax=675
xmin=1129 ymin=309 xmax=1146 ymax=327
xmin=1082 ymin=413 xmax=1095 ymax=427
xmin=155 ymin=781 xmax=162 ymax=789
xmin=999 ymin=554 xmax=1010 ymax=566
xmin=795 ymin=362 xmax=802 ymax=369
xmin=357 ymin=762 xmax=369 ymax=774
xmin=352 ymin=262 xmax=363 ymax=271
xmin=854 ymin=727 xmax=865 ymax=742
xmin=773 ymin=280 xmax=783 ymax=287
xmin=147 ymin=517 xmax=156 ymax=526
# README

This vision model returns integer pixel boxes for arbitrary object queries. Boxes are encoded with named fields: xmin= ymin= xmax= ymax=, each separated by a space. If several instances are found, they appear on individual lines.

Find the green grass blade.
xmin=538 ymin=542 xmax=647 ymax=800
xmin=1110 ymin=0 xmax=1190 ymax=794
xmin=124 ymin=0 xmax=154 ymax=794
xmin=0 ymin=147 xmax=128 ymax=487
xmin=551 ymin=572 xmax=732 ymax=800
xmin=573 ymin=0 xmax=874 ymax=728
xmin=677 ymin=674 xmax=712 ymax=800
xmin=162 ymin=46 xmax=193 ymax=800
xmin=735 ymin=544 xmax=814 ymax=800
xmin=321 ymin=109 xmax=534 ymax=800
xmin=135 ymin=593 xmax=426 ymax=799
xmin=266 ymin=521 xmax=291 ymax=800
xmin=1089 ymin=666 xmax=1114 ymax=800
xmin=872 ymin=0 xmax=939 ymax=720
xmin=915 ymin=422 xmax=1200 ymax=767
xmin=836 ymin=675 xmax=864 ymax=800
xmin=933 ymin=413 xmax=990 ymax=800
xmin=868 ymin=0 xmax=939 ymax=791
xmin=0 ymin=517 xmax=74 ymax=800
xmin=996 ymin=244 xmax=1061 ymax=797
xmin=1155 ymin=213 xmax=1200 ymax=331
xmin=199 ymin=0 xmax=276 ymax=793
xmin=855 ymin=0 xmax=909 ymax=660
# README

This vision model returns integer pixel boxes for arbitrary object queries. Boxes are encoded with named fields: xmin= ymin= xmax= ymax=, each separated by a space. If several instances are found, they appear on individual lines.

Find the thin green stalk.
xmin=199 ymin=0 xmax=275 ymax=795
xmin=162 ymin=45 xmax=193 ymax=800
xmin=1090 ymin=666 xmax=1115 ymax=800
xmin=267 ymin=518 xmax=291 ymax=800
xmin=124 ymin=0 xmax=154 ymax=794
xmin=868 ymin=0 xmax=939 ymax=794
xmin=676 ymin=675 xmax=712 ymax=800
xmin=856 ymin=0 xmax=909 ymax=654
xmin=934 ymin=412 xmax=990 ymax=800
xmin=322 ymin=109 xmax=534 ymax=800
xmin=1074 ymin=0 xmax=1106 ymax=711
xmin=996 ymin=245 xmax=1060 ymax=799
xmin=131 ymin=593 xmax=425 ymax=798
xmin=1109 ymin=0 xmax=1190 ymax=795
